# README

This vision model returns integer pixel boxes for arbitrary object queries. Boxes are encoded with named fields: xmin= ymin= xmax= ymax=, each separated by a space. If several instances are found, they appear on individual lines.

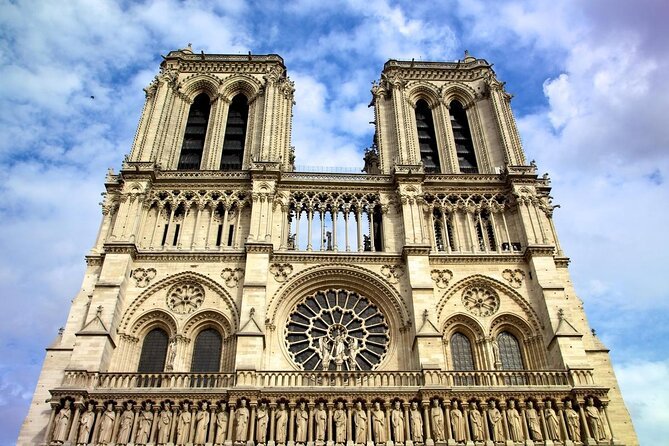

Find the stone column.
xmin=403 ymin=403 xmax=412 ymax=446
xmin=577 ymin=401 xmax=593 ymax=445
xmin=67 ymin=401 xmax=82 ymax=442
xmin=384 ymin=402 xmax=392 ymax=445
xmin=327 ymin=403 xmax=334 ymax=446
xmin=91 ymin=406 xmax=104 ymax=445
xmin=602 ymin=402 xmax=617 ymax=443
xmin=189 ymin=405 xmax=197 ymax=443
xmin=288 ymin=403 xmax=296 ymax=446
xmin=500 ymin=403 xmax=511 ymax=446
xmin=269 ymin=403 xmax=277 ymax=446
xmin=131 ymin=405 xmax=141 ymax=442
xmin=308 ymin=403 xmax=315 ymax=445
xmin=461 ymin=403 xmax=472 ymax=444
xmin=519 ymin=405 xmax=530 ymax=445
xmin=249 ymin=403 xmax=257 ymax=446
xmin=226 ymin=403 xmax=236 ymax=446
xmin=366 ymin=405 xmax=373 ymax=446
xmin=149 ymin=404 xmax=160 ymax=443
xmin=422 ymin=402 xmax=432 ymax=446
xmin=346 ymin=403 xmax=353 ymax=446
xmin=42 ymin=404 xmax=58 ymax=445
xmin=209 ymin=404 xmax=218 ymax=444
xmin=444 ymin=401 xmax=452 ymax=443
xmin=537 ymin=402 xmax=550 ymax=445
xmin=169 ymin=404 xmax=179 ymax=444
xmin=555 ymin=403 xmax=568 ymax=445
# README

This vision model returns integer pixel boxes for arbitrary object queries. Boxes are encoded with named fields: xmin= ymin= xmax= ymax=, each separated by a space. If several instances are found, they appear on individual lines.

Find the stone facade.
xmin=19 ymin=47 xmax=638 ymax=446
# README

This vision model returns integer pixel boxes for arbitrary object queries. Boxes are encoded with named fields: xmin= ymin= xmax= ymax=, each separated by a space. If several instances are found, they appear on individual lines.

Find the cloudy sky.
xmin=1 ymin=0 xmax=668 ymax=443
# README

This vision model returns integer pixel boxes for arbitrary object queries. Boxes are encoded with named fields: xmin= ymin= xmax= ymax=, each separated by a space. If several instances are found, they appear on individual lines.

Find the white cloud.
xmin=616 ymin=359 xmax=669 ymax=444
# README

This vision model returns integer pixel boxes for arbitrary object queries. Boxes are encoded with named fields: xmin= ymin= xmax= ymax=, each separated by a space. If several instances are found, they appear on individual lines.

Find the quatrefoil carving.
xmin=132 ymin=268 xmax=156 ymax=288
xmin=380 ymin=264 xmax=404 ymax=284
xmin=430 ymin=269 xmax=453 ymax=289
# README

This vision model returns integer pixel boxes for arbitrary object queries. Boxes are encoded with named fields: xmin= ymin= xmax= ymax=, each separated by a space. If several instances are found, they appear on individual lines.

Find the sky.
xmin=1 ymin=0 xmax=668 ymax=444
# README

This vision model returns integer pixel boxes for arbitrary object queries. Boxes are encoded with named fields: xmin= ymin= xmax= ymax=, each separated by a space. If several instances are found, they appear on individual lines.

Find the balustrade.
xmin=62 ymin=368 xmax=591 ymax=391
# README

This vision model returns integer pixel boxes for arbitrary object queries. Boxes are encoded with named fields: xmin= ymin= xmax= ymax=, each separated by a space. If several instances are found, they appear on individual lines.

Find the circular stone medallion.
xmin=461 ymin=286 xmax=500 ymax=317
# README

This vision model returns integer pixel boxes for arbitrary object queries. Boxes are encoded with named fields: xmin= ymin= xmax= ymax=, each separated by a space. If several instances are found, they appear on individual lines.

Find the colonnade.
xmin=45 ymin=395 xmax=614 ymax=446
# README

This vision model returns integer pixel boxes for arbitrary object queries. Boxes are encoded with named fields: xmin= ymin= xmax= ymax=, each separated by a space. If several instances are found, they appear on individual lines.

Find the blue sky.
xmin=1 ymin=0 xmax=668 ymax=444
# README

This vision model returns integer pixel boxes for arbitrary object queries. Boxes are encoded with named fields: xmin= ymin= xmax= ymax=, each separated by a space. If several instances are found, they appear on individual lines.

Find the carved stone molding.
xmin=269 ymin=263 xmax=293 ymax=282
xmin=166 ymin=282 xmax=205 ymax=314
xmin=380 ymin=264 xmax=404 ymax=284
xmin=430 ymin=269 xmax=453 ymax=289
xmin=461 ymin=286 xmax=500 ymax=317
xmin=502 ymin=269 xmax=525 ymax=289
xmin=132 ymin=268 xmax=157 ymax=288
xmin=221 ymin=268 xmax=244 ymax=288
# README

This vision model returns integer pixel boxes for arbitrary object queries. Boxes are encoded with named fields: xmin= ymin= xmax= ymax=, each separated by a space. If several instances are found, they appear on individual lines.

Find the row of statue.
xmin=49 ymin=396 xmax=610 ymax=446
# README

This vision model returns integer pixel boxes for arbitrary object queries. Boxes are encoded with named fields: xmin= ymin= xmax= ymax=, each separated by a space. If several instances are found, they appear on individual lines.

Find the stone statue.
xmin=333 ymin=334 xmax=347 ymax=363
xmin=194 ymin=402 xmax=211 ymax=445
xmin=487 ymin=401 xmax=504 ymax=442
xmin=348 ymin=337 xmax=360 ymax=370
xmin=371 ymin=401 xmax=386 ymax=443
xmin=319 ymin=337 xmax=332 ymax=370
xmin=98 ymin=403 xmax=116 ymax=444
xmin=354 ymin=401 xmax=368 ymax=444
xmin=334 ymin=401 xmax=347 ymax=444
xmin=315 ymin=402 xmax=327 ymax=443
xmin=449 ymin=402 xmax=466 ymax=443
xmin=52 ymin=400 xmax=71 ymax=444
xmin=565 ymin=401 xmax=581 ymax=442
xmin=256 ymin=402 xmax=269 ymax=444
xmin=295 ymin=402 xmax=309 ymax=443
xmin=391 ymin=401 xmax=404 ymax=444
xmin=409 ymin=402 xmax=423 ymax=443
xmin=430 ymin=399 xmax=445 ymax=442
xmin=585 ymin=398 xmax=606 ymax=441
xmin=215 ymin=403 xmax=229 ymax=445
xmin=544 ymin=401 xmax=560 ymax=441
xmin=136 ymin=402 xmax=153 ymax=444
xmin=77 ymin=403 xmax=95 ymax=445
xmin=491 ymin=340 xmax=501 ymax=368
xmin=117 ymin=402 xmax=134 ymax=444
xmin=506 ymin=401 xmax=523 ymax=441
xmin=468 ymin=402 xmax=483 ymax=442
xmin=525 ymin=401 xmax=542 ymax=441
xmin=166 ymin=338 xmax=177 ymax=371
xmin=176 ymin=402 xmax=192 ymax=445
xmin=235 ymin=399 xmax=250 ymax=442
xmin=157 ymin=401 xmax=173 ymax=445
xmin=275 ymin=402 xmax=289 ymax=444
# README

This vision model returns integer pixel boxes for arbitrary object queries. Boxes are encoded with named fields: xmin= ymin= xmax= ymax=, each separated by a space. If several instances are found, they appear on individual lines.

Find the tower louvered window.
xmin=220 ymin=94 xmax=248 ymax=170
xmin=137 ymin=328 xmax=168 ymax=373
xmin=450 ymin=100 xmax=478 ymax=173
xmin=178 ymin=93 xmax=211 ymax=170
xmin=191 ymin=328 xmax=223 ymax=372
xmin=415 ymin=100 xmax=441 ymax=173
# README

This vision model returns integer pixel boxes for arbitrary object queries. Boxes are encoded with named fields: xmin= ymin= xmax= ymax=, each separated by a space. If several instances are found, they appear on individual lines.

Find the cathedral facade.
xmin=19 ymin=47 xmax=638 ymax=445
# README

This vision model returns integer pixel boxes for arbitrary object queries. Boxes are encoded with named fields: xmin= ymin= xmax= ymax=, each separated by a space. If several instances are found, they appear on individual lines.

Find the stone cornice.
xmin=523 ymin=246 xmax=556 ymax=261
xmin=245 ymin=242 xmax=274 ymax=254
xmin=402 ymin=245 xmax=431 ymax=257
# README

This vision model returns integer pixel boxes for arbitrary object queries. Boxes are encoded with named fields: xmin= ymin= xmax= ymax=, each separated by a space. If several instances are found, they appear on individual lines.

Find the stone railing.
xmin=61 ymin=368 xmax=594 ymax=391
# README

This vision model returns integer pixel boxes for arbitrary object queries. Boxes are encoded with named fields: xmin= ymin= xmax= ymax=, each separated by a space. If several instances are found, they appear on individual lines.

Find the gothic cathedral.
xmin=19 ymin=47 xmax=638 ymax=445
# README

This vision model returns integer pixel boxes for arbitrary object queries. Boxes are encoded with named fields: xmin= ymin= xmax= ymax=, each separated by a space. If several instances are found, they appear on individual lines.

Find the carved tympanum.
xmin=285 ymin=289 xmax=390 ymax=371
xmin=167 ymin=282 xmax=205 ymax=314
xmin=461 ymin=286 xmax=500 ymax=317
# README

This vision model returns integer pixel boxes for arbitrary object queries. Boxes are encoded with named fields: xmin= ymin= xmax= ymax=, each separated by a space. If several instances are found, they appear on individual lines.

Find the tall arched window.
xmin=191 ymin=328 xmax=222 ymax=372
xmin=497 ymin=331 xmax=524 ymax=370
xmin=137 ymin=328 xmax=169 ymax=373
xmin=178 ymin=93 xmax=211 ymax=170
xmin=415 ymin=99 xmax=441 ymax=173
xmin=449 ymin=100 xmax=478 ymax=173
xmin=220 ymin=94 xmax=248 ymax=170
xmin=450 ymin=333 xmax=475 ymax=370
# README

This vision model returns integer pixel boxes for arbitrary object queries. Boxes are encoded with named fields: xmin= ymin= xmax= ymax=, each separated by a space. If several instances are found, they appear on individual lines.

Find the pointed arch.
xmin=436 ymin=274 xmax=542 ymax=333
xmin=179 ymin=73 xmax=221 ymax=99
xmin=119 ymin=271 xmax=240 ymax=335
xmin=220 ymin=75 xmax=262 ymax=102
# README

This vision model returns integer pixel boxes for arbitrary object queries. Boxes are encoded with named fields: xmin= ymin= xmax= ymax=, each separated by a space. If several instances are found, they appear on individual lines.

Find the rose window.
xmin=461 ymin=286 xmax=500 ymax=317
xmin=285 ymin=289 xmax=390 ymax=371
xmin=167 ymin=282 xmax=205 ymax=314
